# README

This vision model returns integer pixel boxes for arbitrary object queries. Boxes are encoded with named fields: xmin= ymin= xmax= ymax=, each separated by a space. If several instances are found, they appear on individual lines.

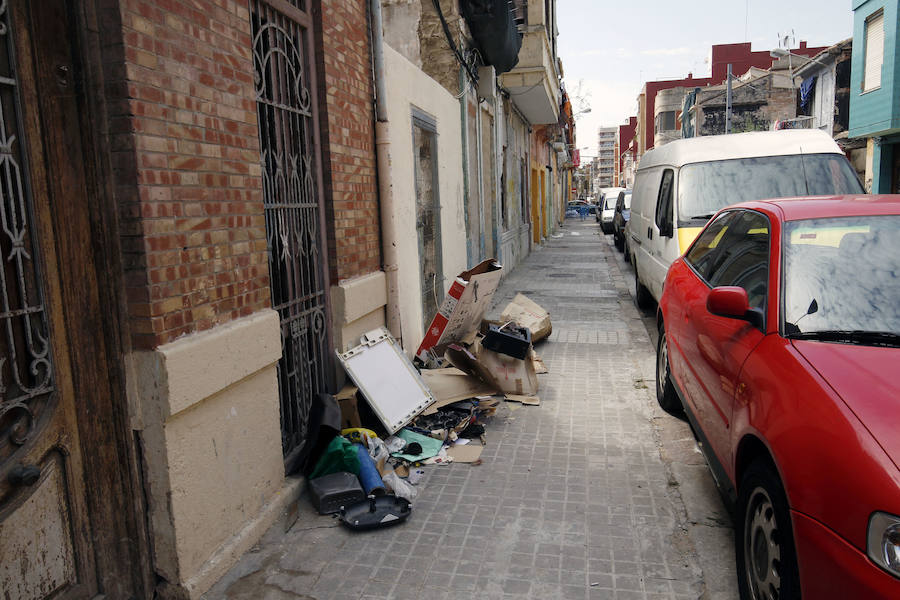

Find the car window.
xmin=705 ymin=211 xmax=770 ymax=314
xmin=685 ymin=211 xmax=738 ymax=281
xmin=655 ymin=169 xmax=674 ymax=234
xmin=623 ymin=192 xmax=631 ymax=209
xmin=783 ymin=215 xmax=899 ymax=335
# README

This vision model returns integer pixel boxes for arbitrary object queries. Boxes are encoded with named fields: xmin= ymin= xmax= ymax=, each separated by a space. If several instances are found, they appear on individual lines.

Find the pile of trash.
xmin=303 ymin=259 xmax=551 ymax=531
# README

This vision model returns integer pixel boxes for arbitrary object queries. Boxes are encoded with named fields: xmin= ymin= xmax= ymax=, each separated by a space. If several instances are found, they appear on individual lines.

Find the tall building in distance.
xmin=596 ymin=127 xmax=617 ymax=188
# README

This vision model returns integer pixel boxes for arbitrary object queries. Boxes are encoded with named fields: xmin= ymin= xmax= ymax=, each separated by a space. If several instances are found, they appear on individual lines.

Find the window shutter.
xmin=864 ymin=11 xmax=884 ymax=91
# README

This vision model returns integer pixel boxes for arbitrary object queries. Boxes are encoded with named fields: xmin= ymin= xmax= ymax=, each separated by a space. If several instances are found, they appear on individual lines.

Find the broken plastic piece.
xmin=338 ymin=495 xmax=411 ymax=531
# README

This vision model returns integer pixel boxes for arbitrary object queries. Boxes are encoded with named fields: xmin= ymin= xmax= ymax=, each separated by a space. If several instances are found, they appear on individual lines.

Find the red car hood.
xmin=793 ymin=341 xmax=900 ymax=470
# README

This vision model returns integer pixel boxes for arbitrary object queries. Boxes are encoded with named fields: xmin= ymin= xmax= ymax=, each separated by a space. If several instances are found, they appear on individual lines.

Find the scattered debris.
xmin=310 ymin=285 xmax=553 ymax=531
xmin=308 ymin=472 xmax=365 ymax=514
xmin=338 ymin=495 xmax=411 ymax=531
xmin=501 ymin=293 xmax=552 ymax=342
xmin=416 ymin=259 xmax=503 ymax=363
xmin=420 ymin=368 xmax=497 ymax=415
xmin=335 ymin=385 xmax=361 ymax=429
xmin=447 ymin=443 xmax=484 ymax=463
xmin=337 ymin=328 xmax=435 ymax=434
xmin=504 ymin=394 xmax=541 ymax=406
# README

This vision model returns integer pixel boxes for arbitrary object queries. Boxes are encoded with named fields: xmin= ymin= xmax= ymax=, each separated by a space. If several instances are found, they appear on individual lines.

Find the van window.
xmin=655 ymin=169 xmax=674 ymax=235
xmin=677 ymin=153 xmax=863 ymax=224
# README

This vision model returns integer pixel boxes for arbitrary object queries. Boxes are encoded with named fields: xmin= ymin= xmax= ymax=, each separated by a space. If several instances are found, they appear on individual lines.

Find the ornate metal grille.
xmin=0 ymin=4 xmax=55 ymax=464
xmin=250 ymin=0 xmax=330 ymax=471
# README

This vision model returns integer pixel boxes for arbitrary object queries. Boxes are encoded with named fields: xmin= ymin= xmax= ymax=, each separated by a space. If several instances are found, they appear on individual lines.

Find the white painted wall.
xmin=383 ymin=44 xmax=466 ymax=352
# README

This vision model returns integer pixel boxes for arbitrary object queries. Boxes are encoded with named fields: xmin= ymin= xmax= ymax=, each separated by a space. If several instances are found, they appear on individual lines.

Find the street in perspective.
xmin=203 ymin=218 xmax=738 ymax=600
xmin=3 ymin=1 xmax=899 ymax=600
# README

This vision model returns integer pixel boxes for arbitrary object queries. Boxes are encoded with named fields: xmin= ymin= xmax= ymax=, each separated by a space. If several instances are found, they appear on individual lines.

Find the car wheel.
xmin=736 ymin=460 xmax=800 ymax=600
xmin=655 ymin=325 xmax=680 ymax=413
xmin=634 ymin=266 xmax=652 ymax=310
xmin=623 ymin=238 xmax=630 ymax=260
xmin=614 ymin=232 xmax=624 ymax=251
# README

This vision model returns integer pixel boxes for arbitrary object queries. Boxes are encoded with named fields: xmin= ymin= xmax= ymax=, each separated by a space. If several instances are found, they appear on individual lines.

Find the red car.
xmin=656 ymin=195 xmax=900 ymax=599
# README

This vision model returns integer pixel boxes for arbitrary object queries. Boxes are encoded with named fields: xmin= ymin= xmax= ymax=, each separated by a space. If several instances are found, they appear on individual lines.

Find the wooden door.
xmin=0 ymin=2 xmax=146 ymax=597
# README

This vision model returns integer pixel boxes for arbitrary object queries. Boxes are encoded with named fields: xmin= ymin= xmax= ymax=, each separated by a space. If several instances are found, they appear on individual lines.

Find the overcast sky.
xmin=557 ymin=0 xmax=855 ymax=153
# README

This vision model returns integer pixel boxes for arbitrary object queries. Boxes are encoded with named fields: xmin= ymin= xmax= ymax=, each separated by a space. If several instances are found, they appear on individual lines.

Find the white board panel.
xmin=337 ymin=328 xmax=435 ymax=434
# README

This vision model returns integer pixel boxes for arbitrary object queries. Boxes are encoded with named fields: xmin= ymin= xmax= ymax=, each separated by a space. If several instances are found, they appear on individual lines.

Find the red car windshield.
xmin=782 ymin=215 xmax=900 ymax=343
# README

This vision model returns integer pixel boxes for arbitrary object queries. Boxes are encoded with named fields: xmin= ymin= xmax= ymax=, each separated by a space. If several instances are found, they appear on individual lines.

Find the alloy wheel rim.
xmin=657 ymin=333 xmax=669 ymax=397
xmin=743 ymin=486 xmax=782 ymax=600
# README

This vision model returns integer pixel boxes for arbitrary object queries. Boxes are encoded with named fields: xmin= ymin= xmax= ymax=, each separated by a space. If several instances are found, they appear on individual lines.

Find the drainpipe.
xmin=460 ymin=66 xmax=472 ymax=266
xmin=475 ymin=98 xmax=486 ymax=259
xmin=371 ymin=0 xmax=401 ymax=341
xmin=492 ymin=93 xmax=502 ymax=264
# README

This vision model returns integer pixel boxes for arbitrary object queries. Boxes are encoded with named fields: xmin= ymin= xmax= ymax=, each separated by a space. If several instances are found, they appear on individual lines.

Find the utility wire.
xmin=431 ymin=0 xmax=479 ymax=85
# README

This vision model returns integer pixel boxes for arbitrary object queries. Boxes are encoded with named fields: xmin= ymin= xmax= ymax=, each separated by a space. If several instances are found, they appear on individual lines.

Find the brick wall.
xmin=108 ymin=0 xmax=269 ymax=349
xmin=314 ymin=0 xmax=381 ymax=282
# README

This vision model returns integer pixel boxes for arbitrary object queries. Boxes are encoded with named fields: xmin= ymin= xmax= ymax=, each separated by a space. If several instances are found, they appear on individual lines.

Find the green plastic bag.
xmin=310 ymin=435 xmax=361 ymax=479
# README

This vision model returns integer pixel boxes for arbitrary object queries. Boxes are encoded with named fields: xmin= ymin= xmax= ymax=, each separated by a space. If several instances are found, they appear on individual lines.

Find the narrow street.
xmin=204 ymin=216 xmax=739 ymax=600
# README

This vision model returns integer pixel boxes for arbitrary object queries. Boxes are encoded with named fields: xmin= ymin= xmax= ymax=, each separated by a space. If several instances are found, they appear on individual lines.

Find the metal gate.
xmin=250 ymin=0 xmax=331 ymax=472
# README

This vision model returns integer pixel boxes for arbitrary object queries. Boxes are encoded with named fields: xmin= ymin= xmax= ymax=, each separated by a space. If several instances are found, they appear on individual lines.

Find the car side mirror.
xmin=707 ymin=286 xmax=763 ymax=328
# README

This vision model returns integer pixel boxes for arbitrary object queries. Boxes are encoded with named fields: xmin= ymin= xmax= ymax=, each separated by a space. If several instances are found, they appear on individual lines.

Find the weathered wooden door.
xmin=0 ymin=2 xmax=144 ymax=597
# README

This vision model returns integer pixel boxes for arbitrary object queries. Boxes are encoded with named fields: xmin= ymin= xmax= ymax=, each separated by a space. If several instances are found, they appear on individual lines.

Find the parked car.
xmin=627 ymin=129 xmax=863 ymax=309
xmin=656 ymin=195 xmax=900 ymax=599
xmin=612 ymin=189 xmax=631 ymax=252
xmin=597 ymin=187 xmax=624 ymax=231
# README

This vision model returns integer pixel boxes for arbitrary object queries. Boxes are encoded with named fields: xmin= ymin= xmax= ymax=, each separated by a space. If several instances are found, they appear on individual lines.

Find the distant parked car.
xmin=598 ymin=188 xmax=624 ymax=233
xmin=612 ymin=189 xmax=631 ymax=252
xmin=627 ymin=129 xmax=863 ymax=309
xmin=657 ymin=195 xmax=900 ymax=600
xmin=566 ymin=200 xmax=590 ymax=219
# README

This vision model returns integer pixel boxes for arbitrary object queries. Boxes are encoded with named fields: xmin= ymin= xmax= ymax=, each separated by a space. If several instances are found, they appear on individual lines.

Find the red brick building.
xmin=1 ymin=1 xmax=381 ymax=598
xmin=637 ymin=42 xmax=827 ymax=154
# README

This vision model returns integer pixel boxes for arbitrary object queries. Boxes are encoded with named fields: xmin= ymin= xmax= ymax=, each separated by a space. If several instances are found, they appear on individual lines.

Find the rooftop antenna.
xmin=778 ymin=29 xmax=796 ymax=50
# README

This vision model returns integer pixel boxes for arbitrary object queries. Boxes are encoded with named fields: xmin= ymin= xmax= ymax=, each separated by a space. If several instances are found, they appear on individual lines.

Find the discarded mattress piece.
xmin=500 ymin=293 xmax=552 ymax=342
xmin=416 ymin=258 xmax=503 ymax=363
xmin=337 ymin=328 xmax=436 ymax=434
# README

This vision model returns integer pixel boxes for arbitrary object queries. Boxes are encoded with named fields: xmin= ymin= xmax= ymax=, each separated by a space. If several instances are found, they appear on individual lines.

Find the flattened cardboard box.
xmin=500 ymin=293 xmax=552 ymax=342
xmin=416 ymin=258 xmax=502 ymax=362
xmin=445 ymin=339 xmax=538 ymax=397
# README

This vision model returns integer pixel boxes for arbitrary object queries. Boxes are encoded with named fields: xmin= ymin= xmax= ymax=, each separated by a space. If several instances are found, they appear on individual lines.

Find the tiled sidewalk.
xmin=204 ymin=218 xmax=709 ymax=599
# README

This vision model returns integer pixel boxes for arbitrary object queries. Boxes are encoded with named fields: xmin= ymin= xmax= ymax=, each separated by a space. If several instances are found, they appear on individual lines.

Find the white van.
xmin=597 ymin=187 xmax=624 ymax=233
xmin=627 ymin=129 xmax=863 ymax=306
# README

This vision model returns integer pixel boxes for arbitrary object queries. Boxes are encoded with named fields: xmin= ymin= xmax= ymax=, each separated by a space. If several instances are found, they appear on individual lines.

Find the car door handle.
xmin=647 ymin=226 xmax=653 ymax=240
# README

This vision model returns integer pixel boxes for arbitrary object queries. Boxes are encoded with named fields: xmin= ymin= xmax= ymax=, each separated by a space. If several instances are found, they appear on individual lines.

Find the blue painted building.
xmin=849 ymin=0 xmax=900 ymax=192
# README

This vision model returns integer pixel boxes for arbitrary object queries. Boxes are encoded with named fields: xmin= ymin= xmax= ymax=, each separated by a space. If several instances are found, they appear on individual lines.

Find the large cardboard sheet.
xmin=501 ymin=293 xmax=552 ymax=342
xmin=445 ymin=339 xmax=538 ymax=396
xmin=416 ymin=259 xmax=502 ymax=362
